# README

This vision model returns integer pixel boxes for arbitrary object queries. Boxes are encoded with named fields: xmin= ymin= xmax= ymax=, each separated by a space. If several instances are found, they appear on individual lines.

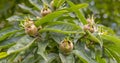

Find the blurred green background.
xmin=0 ymin=0 xmax=120 ymax=35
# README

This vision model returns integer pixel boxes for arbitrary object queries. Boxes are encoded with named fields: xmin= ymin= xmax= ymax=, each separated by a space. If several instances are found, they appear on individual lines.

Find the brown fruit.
xmin=59 ymin=39 xmax=73 ymax=54
xmin=40 ymin=8 xmax=52 ymax=17
xmin=25 ymin=24 xmax=38 ymax=37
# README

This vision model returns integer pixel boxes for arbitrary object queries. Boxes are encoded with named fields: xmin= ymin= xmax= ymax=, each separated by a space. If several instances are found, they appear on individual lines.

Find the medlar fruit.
xmin=40 ymin=8 xmax=52 ymax=17
xmin=84 ymin=24 xmax=94 ymax=33
xmin=24 ymin=20 xmax=38 ymax=37
xmin=25 ymin=24 xmax=38 ymax=37
xmin=59 ymin=39 xmax=73 ymax=54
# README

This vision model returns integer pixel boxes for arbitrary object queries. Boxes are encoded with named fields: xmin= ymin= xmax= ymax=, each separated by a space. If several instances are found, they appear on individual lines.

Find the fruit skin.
xmin=59 ymin=39 xmax=73 ymax=54
xmin=40 ymin=8 xmax=52 ymax=17
xmin=25 ymin=25 xmax=38 ymax=37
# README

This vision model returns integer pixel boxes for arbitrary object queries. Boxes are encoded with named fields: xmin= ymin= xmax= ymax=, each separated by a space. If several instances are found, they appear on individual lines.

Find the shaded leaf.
xmin=59 ymin=53 xmax=75 ymax=63
xmin=7 ymin=35 xmax=37 ymax=54
xmin=50 ymin=32 xmax=66 ymax=44
xmin=0 ymin=27 xmax=22 ymax=42
xmin=42 ymin=53 xmax=58 ymax=63
xmin=18 ymin=4 xmax=40 ymax=17
xmin=37 ymin=40 xmax=48 ymax=61
xmin=29 ymin=0 xmax=42 ymax=10
xmin=7 ymin=15 xmax=24 ymax=22
xmin=73 ymin=50 xmax=96 ymax=63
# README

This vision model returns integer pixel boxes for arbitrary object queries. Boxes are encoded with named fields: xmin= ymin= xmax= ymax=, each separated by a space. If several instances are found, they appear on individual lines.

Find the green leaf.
xmin=56 ymin=0 xmax=65 ymax=8
xmin=66 ymin=3 xmax=88 ymax=12
xmin=41 ymin=53 xmax=58 ymax=63
xmin=59 ymin=53 xmax=75 ymax=63
xmin=101 ymin=35 xmax=120 ymax=53
xmin=96 ymin=55 xmax=106 ymax=63
xmin=0 ymin=27 xmax=22 ymax=42
xmin=18 ymin=4 xmax=40 ymax=17
xmin=72 ymin=50 xmax=96 ymax=63
xmin=39 ymin=28 xmax=84 ymax=34
xmin=7 ymin=15 xmax=24 ymax=22
xmin=0 ymin=30 xmax=17 ymax=42
xmin=35 ymin=10 xmax=68 ymax=26
xmin=21 ymin=54 xmax=35 ymax=63
xmin=40 ymin=21 xmax=84 ymax=35
xmin=50 ymin=32 xmax=66 ymax=44
xmin=37 ymin=40 xmax=48 ymax=61
xmin=101 ymin=35 xmax=120 ymax=45
xmin=29 ymin=0 xmax=42 ymax=10
xmin=0 ymin=52 xmax=8 ymax=59
xmin=0 ymin=30 xmax=24 ymax=49
xmin=7 ymin=35 xmax=37 ymax=54
xmin=66 ymin=0 xmax=88 ymax=25
xmin=105 ymin=48 xmax=120 ymax=63
xmin=45 ymin=21 xmax=82 ymax=30
xmin=86 ymin=31 xmax=101 ymax=44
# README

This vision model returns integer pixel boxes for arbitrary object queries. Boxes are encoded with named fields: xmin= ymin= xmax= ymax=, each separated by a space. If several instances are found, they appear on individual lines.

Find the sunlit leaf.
xmin=0 ymin=52 xmax=8 ymax=59
xmin=35 ymin=10 xmax=68 ymax=26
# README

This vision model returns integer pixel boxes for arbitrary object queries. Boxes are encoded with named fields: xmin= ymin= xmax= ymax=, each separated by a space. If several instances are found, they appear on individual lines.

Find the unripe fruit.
xmin=24 ymin=20 xmax=38 ymax=37
xmin=40 ymin=8 xmax=52 ymax=17
xmin=59 ymin=39 xmax=73 ymax=54
xmin=25 ymin=24 xmax=38 ymax=37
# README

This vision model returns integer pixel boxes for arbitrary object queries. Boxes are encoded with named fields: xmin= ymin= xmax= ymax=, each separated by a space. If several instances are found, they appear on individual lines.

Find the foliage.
xmin=71 ymin=0 xmax=120 ymax=35
xmin=0 ymin=0 xmax=120 ymax=63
